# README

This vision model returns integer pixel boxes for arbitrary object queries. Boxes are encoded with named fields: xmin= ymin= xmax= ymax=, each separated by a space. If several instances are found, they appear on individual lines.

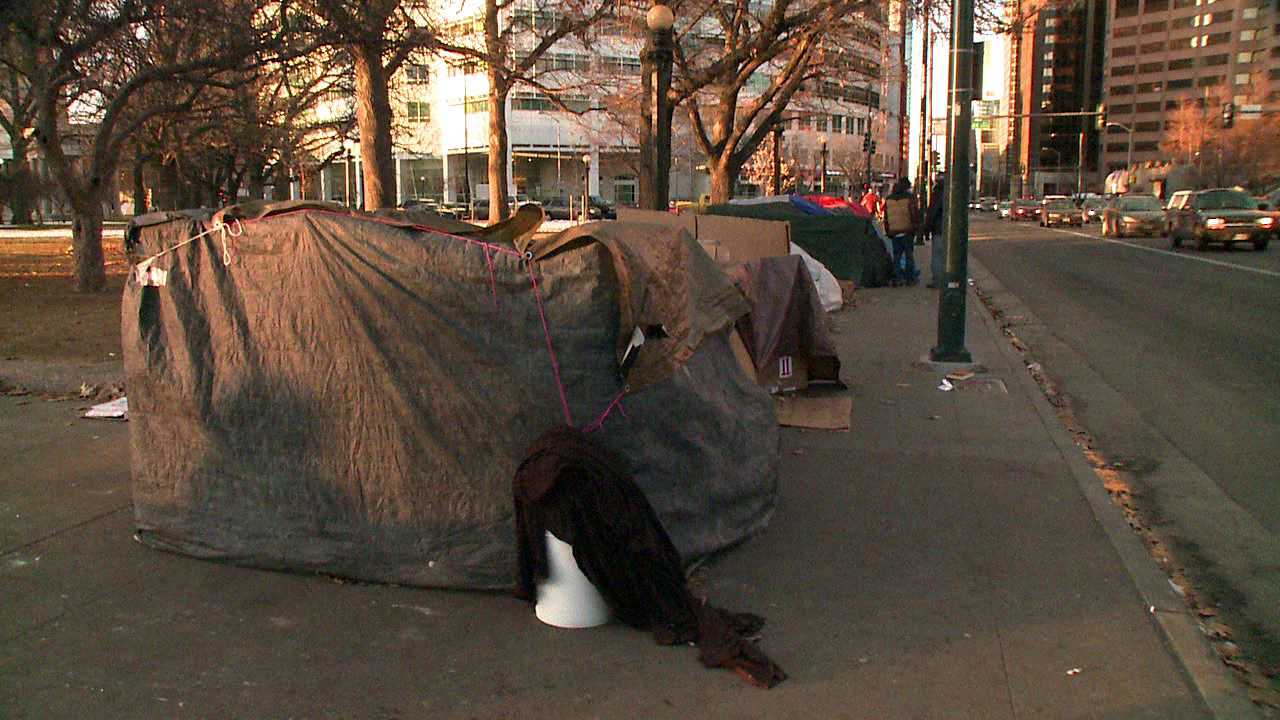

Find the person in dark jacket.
xmin=925 ymin=174 xmax=947 ymax=288
xmin=882 ymin=177 xmax=920 ymax=285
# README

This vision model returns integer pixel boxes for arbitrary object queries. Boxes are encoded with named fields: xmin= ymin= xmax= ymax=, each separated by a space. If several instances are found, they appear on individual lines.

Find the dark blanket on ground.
xmin=702 ymin=201 xmax=892 ymax=287
xmin=514 ymin=426 xmax=786 ymax=688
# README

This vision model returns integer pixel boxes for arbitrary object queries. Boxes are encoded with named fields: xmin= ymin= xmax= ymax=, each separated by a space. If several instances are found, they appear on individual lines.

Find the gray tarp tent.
xmin=122 ymin=202 xmax=779 ymax=589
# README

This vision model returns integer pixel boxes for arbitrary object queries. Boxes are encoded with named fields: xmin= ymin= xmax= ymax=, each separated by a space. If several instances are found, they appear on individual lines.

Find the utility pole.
xmin=918 ymin=0 xmax=931 ymax=201
xmin=771 ymin=124 xmax=783 ymax=195
xmin=930 ymin=0 xmax=975 ymax=364
xmin=1077 ymin=0 xmax=1097 ymax=195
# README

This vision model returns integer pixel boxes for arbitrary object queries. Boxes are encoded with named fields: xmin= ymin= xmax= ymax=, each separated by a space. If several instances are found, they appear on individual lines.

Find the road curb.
xmin=966 ymin=252 xmax=1264 ymax=719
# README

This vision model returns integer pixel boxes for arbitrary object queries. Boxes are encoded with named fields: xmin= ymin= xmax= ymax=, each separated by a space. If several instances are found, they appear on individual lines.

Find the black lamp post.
xmin=771 ymin=123 xmax=783 ymax=195
xmin=818 ymin=135 xmax=828 ymax=193
xmin=647 ymin=3 xmax=675 ymax=211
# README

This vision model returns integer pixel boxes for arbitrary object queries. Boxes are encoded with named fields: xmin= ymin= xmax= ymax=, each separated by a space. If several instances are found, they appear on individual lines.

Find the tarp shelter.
xmin=728 ymin=256 xmax=843 ymax=393
xmin=121 ymin=201 xmax=779 ymax=590
xmin=702 ymin=200 xmax=892 ymax=288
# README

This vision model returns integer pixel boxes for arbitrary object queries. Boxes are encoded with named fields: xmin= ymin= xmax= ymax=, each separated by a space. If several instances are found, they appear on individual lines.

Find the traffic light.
xmin=1096 ymin=103 xmax=1106 ymax=131
xmin=1222 ymin=102 xmax=1234 ymax=129
xmin=862 ymin=131 xmax=872 ymax=152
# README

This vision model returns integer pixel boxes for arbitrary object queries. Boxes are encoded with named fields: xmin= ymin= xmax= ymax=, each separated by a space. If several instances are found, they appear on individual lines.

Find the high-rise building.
xmin=1100 ymin=0 xmax=1280 ymax=172
xmin=1006 ymin=0 xmax=1107 ymax=196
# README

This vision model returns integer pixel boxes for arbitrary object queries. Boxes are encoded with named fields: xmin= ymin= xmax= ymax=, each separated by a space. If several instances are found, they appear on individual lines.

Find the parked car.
xmin=542 ymin=196 xmax=616 ymax=220
xmin=1010 ymin=198 xmax=1039 ymax=221
xmin=1039 ymin=198 xmax=1081 ymax=227
xmin=1079 ymin=197 xmax=1107 ymax=224
xmin=1167 ymin=188 xmax=1274 ymax=251
xmin=997 ymin=201 xmax=1013 ymax=218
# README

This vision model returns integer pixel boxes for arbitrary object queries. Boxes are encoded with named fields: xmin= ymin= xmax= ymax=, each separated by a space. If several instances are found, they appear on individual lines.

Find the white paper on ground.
xmin=84 ymin=396 xmax=128 ymax=419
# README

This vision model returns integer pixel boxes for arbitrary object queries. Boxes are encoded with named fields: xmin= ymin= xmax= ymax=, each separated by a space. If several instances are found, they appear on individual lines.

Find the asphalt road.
xmin=968 ymin=214 xmax=1280 ymax=534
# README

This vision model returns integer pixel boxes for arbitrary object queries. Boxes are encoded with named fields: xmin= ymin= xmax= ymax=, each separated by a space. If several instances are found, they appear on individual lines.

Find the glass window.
xmin=1237 ymin=52 xmax=1253 ymax=63
xmin=1197 ymin=75 xmax=1221 ymax=86
xmin=1204 ymin=53 xmax=1229 ymax=65
xmin=1240 ymin=29 xmax=1256 ymax=40
xmin=405 ymin=101 xmax=430 ymax=123
xmin=1171 ymin=16 xmax=1193 ymax=28
xmin=1118 ymin=196 xmax=1164 ymax=210
xmin=1113 ymin=45 xmax=1136 ymax=56
xmin=1167 ymin=78 xmax=1194 ymax=88
xmin=1169 ymin=58 xmax=1195 ymax=70
xmin=1139 ymin=62 xmax=1164 ymax=73
xmin=1235 ymin=73 xmax=1251 ymax=84
xmin=1112 ymin=65 xmax=1136 ymax=75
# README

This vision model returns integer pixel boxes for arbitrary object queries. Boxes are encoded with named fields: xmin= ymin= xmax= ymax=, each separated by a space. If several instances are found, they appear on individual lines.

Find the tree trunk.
xmin=132 ymin=145 xmax=148 ymax=216
xmin=486 ymin=74 xmax=511 ymax=224
xmin=708 ymin=159 xmax=736 ymax=204
xmin=247 ymin=164 xmax=265 ymax=201
xmin=71 ymin=200 xmax=106 ymax=292
xmin=7 ymin=134 xmax=36 ymax=225
xmin=352 ymin=42 xmax=397 ymax=211
xmin=637 ymin=37 xmax=655 ymax=210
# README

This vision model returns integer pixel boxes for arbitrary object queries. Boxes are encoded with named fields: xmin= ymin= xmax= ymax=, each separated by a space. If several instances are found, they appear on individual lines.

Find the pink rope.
xmin=583 ymin=388 xmax=629 ymax=434
xmin=527 ymin=263 xmax=574 ymax=427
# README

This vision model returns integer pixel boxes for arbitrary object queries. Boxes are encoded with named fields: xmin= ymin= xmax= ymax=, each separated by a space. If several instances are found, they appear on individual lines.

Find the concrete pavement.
xmin=0 ymin=265 xmax=1256 ymax=718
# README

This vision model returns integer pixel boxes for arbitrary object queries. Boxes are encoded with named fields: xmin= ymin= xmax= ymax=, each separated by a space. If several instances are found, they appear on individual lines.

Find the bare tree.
xmin=741 ymin=129 xmax=796 ymax=195
xmin=0 ymin=54 xmax=38 ymax=224
xmin=302 ymin=0 xmax=435 ymax=211
xmin=2 ymin=0 xmax=303 ymax=291
xmin=430 ymin=0 xmax=615 ymax=223
xmin=670 ymin=0 xmax=880 ymax=202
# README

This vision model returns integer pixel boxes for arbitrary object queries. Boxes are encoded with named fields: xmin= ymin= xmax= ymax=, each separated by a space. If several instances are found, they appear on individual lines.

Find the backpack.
xmin=883 ymin=196 xmax=917 ymax=236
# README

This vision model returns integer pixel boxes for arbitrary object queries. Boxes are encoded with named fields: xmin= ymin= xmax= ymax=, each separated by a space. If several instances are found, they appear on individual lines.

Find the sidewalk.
xmin=0 ymin=271 xmax=1245 ymax=718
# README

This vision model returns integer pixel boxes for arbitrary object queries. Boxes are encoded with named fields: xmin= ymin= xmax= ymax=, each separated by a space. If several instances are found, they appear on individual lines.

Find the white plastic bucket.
xmin=535 ymin=530 xmax=611 ymax=629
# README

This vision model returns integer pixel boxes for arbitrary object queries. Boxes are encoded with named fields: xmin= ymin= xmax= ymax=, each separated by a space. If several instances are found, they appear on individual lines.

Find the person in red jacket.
xmin=859 ymin=183 xmax=883 ymax=218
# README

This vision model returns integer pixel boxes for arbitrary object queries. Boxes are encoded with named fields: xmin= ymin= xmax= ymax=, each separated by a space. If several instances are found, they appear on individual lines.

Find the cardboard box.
xmin=695 ymin=215 xmax=790 ymax=262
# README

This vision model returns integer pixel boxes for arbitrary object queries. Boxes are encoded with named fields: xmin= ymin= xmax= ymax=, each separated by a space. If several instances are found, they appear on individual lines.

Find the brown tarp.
xmin=122 ymin=204 xmax=778 ymax=589
xmin=728 ymin=255 xmax=843 ymax=387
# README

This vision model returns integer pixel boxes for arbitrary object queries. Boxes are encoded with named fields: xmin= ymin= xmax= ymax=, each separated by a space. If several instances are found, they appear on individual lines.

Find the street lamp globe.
xmin=818 ymin=134 xmax=828 ymax=148
xmin=582 ymin=154 xmax=591 ymax=165
xmin=646 ymin=3 xmax=675 ymax=31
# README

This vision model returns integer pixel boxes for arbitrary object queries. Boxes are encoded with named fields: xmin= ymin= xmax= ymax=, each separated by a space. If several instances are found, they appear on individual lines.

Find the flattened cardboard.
xmin=696 ymin=215 xmax=791 ymax=262
xmin=774 ymin=390 xmax=852 ymax=431
xmin=616 ymin=207 xmax=697 ymax=234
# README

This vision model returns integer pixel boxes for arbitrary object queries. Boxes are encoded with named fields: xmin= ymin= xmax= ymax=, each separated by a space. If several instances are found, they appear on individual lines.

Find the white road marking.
xmin=1042 ymin=226 xmax=1280 ymax=279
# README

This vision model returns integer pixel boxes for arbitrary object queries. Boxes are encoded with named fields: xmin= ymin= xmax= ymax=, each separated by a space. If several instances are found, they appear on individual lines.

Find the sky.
xmin=905 ymin=20 xmax=1010 ymax=179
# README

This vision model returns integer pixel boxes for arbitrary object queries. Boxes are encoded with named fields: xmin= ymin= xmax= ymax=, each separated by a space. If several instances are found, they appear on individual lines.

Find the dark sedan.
xmin=1168 ymin=188 xmax=1274 ymax=251
xmin=1101 ymin=195 xmax=1165 ymax=238
xmin=1010 ymin=199 xmax=1039 ymax=221
xmin=1040 ymin=198 xmax=1082 ymax=227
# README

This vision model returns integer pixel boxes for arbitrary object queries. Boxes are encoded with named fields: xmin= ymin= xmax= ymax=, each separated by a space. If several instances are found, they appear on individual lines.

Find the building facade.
xmin=1006 ymin=0 xmax=1107 ymax=197
xmin=303 ymin=2 xmax=906 ymax=208
xmin=1100 ymin=0 xmax=1280 ymax=172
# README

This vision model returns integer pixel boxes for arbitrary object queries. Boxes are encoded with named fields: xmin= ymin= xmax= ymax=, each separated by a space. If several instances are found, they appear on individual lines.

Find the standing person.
xmin=860 ymin=183 xmax=883 ymax=218
xmin=925 ymin=174 xmax=947 ymax=289
xmin=882 ymin=178 xmax=920 ymax=285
